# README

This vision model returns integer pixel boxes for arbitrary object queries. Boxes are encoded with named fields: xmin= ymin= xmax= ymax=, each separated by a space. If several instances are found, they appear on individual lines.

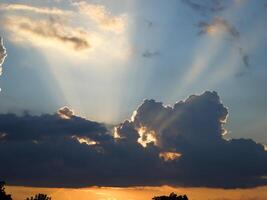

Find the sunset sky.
xmin=0 ymin=0 xmax=267 ymax=200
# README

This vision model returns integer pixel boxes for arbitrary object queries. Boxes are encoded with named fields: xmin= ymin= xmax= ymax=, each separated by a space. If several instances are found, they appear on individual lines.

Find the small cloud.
xmin=145 ymin=19 xmax=153 ymax=28
xmin=198 ymin=17 xmax=240 ymax=39
xmin=239 ymin=47 xmax=250 ymax=68
xmin=142 ymin=50 xmax=160 ymax=58
xmin=198 ymin=17 xmax=251 ymax=73
xmin=0 ymin=3 xmax=71 ymax=16
xmin=57 ymin=106 xmax=75 ymax=119
xmin=181 ymin=0 xmax=225 ymax=14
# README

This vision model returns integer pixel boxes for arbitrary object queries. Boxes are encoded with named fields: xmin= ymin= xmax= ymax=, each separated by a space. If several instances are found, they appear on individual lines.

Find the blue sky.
xmin=0 ymin=0 xmax=267 ymax=147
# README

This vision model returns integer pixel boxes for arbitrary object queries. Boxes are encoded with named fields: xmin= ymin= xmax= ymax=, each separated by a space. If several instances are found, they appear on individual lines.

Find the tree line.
xmin=1 ymin=181 xmax=188 ymax=200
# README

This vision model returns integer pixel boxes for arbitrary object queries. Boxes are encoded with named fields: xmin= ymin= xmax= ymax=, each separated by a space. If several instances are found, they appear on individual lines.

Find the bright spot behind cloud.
xmin=159 ymin=151 xmax=182 ymax=161
xmin=137 ymin=126 xmax=158 ymax=147
xmin=57 ymin=106 xmax=75 ymax=119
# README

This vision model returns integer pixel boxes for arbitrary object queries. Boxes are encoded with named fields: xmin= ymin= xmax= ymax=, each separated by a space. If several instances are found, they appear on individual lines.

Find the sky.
xmin=0 ymin=0 xmax=267 ymax=199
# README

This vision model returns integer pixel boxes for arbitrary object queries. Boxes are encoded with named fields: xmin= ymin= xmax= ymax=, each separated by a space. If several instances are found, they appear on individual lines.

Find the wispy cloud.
xmin=73 ymin=1 xmax=127 ymax=34
xmin=142 ymin=50 xmax=160 ymax=58
xmin=198 ymin=16 xmax=250 ymax=70
xmin=181 ymin=0 xmax=251 ymax=75
xmin=3 ymin=16 xmax=91 ymax=51
xmin=181 ymin=0 xmax=225 ymax=14
xmin=198 ymin=17 xmax=240 ymax=38
xmin=0 ymin=3 xmax=70 ymax=16
xmin=0 ymin=2 xmax=129 ymax=59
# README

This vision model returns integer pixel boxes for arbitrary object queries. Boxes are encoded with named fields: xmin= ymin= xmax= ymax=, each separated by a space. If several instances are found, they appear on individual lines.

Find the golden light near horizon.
xmin=6 ymin=185 xmax=267 ymax=200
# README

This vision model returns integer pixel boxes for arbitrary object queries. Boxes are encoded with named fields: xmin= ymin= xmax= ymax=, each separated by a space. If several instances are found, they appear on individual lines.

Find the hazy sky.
xmin=0 ymin=0 xmax=267 ymax=199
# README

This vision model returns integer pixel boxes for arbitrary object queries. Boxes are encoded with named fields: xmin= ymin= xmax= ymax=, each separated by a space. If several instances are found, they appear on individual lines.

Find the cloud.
xmin=198 ymin=17 xmax=239 ymax=38
xmin=3 ymin=16 xmax=90 ymax=51
xmin=181 ymin=0 xmax=251 ymax=74
xmin=181 ymin=0 xmax=225 ymax=14
xmin=142 ymin=50 xmax=160 ymax=58
xmin=0 ymin=37 xmax=7 ymax=76
xmin=0 ymin=3 xmax=70 ymax=16
xmin=0 ymin=92 xmax=267 ymax=188
xmin=57 ymin=106 xmax=75 ymax=119
xmin=239 ymin=47 xmax=250 ymax=68
xmin=125 ymin=91 xmax=267 ymax=188
xmin=198 ymin=17 xmax=250 ymax=70
xmin=0 ymin=2 xmax=130 ymax=60
xmin=73 ymin=1 xmax=127 ymax=34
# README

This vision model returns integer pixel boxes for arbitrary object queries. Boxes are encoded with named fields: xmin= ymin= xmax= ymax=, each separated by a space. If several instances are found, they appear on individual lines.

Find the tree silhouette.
xmin=25 ymin=194 xmax=51 ymax=200
xmin=152 ymin=192 xmax=188 ymax=200
xmin=0 ymin=181 xmax=13 ymax=200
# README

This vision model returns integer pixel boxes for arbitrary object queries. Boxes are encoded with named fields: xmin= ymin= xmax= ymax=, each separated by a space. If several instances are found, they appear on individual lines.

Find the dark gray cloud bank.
xmin=0 ymin=91 xmax=267 ymax=188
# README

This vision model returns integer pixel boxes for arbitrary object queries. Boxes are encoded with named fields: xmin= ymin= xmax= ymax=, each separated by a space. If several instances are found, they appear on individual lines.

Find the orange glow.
xmin=6 ymin=185 xmax=267 ymax=200
xmin=71 ymin=135 xmax=98 ymax=146
xmin=206 ymin=26 xmax=219 ymax=35
xmin=159 ymin=152 xmax=182 ymax=161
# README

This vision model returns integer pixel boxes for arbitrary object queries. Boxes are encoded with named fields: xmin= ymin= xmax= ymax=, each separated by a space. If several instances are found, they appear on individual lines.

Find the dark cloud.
xmin=142 ymin=50 xmax=160 ymax=58
xmin=0 ymin=110 xmax=108 ymax=142
xmin=0 ymin=37 xmax=7 ymax=76
xmin=239 ymin=47 xmax=250 ymax=68
xmin=145 ymin=19 xmax=153 ymax=28
xmin=4 ymin=16 xmax=90 ymax=51
xmin=0 ymin=92 xmax=267 ymax=188
xmin=128 ymin=91 xmax=267 ymax=188
xmin=181 ymin=0 xmax=225 ymax=14
xmin=0 ymin=108 xmax=164 ymax=187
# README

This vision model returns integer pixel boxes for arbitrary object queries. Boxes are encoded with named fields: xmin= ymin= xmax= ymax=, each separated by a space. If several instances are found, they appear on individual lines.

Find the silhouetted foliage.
xmin=25 ymin=194 xmax=51 ymax=200
xmin=0 ymin=181 xmax=12 ymax=200
xmin=153 ymin=192 xmax=188 ymax=200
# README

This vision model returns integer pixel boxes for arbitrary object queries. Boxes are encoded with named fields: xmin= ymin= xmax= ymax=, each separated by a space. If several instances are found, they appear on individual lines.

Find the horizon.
xmin=6 ymin=185 xmax=267 ymax=200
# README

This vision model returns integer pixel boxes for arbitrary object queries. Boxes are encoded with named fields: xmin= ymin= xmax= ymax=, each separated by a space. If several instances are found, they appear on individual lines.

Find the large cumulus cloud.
xmin=0 ymin=92 xmax=267 ymax=188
